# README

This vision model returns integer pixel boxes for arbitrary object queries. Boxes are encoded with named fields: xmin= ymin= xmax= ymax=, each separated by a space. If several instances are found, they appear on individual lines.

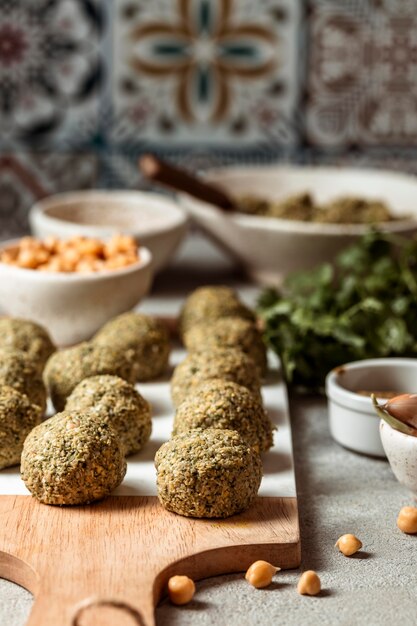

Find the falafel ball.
xmin=178 ymin=286 xmax=255 ymax=339
xmin=0 ymin=385 xmax=42 ymax=469
xmin=44 ymin=342 xmax=136 ymax=412
xmin=183 ymin=317 xmax=267 ymax=377
xmin=155 ymin=429 xmax=262 ymax=518
xmin=0 ymin=318 xmax=55 ymax=372
xmin=171 ymin=347 xmax=261 ymax=407
xmin=65 ymin=375 xmax=152 ymax=456
xmin=173 ymin=380 xmax=273 ymax=452
xmin=0 ymin=348 xmax=47 ymax=413
xmin=21 ymin=410 xmax=126 ymax=505
xmin=93 ymin=313 xmax=170 ymax=381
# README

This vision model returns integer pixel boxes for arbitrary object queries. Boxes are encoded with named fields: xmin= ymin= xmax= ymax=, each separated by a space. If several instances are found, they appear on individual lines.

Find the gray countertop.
xmin=1 ymin=234 xmax=417 ymax=626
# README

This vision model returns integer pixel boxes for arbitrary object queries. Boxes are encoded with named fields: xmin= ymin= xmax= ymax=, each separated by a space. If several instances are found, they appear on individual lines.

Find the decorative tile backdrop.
xmin=1 ymin=0 xmax=417 ymax=235
xmin=306 ymin=0 xmax=417 ymax=147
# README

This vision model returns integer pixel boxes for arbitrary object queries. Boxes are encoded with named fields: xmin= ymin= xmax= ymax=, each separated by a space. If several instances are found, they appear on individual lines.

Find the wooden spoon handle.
xmin=139 ymin=154 xmax=236 ymax=212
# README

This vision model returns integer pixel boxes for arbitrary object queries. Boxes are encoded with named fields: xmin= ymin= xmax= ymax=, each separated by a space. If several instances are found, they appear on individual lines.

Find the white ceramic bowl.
xmin=380 ymin=421 xmax=417 ymax=498
xmin=0 ymin=240 xmax=153 ymax=346
xmin=326 ymin=358 xmax=417 ymax=457
xmin=30 ymin=190 xmax=189 ymax=273
xmin=179 ymin=165 xmax=417 ymax=285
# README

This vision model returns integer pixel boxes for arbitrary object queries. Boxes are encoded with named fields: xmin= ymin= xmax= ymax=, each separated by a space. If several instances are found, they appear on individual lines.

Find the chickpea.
xmin=62 ymin=247 xmax=81 ymax=264
xmin=0 ymin=250 xmax=17 ymax=265
xmin=36 ymin=249 xmax=50 ymax=266
xmin=56 ymin=239 xmax=70 ymax=254
xmin=297 ymin=570 xmax=321 ymax=596
xmin=245 ymin=560 xmax=280 ymax=588
xmin=19 ymin=236 xmax=38 ymax=250
xmin=106 ymin=254 xmax=134 ymax=270
xmin=167 ymin=575 xmax=195 ymax=605
xmin=76 ymin=259 xmax=97 ymax=274
xmin=78 ymin=238 xmax=104 ymax=257
xmin=60 ymin=251 xmax=81 ymax=272
xmin=17 ymin=249 xmax=39 ymax=269
xmin=335 ymin=534 xmax=362 ymax=557
xmin=44 ymin=236 xmax=59 ymax=252
xmin=46 ymin=257 xmax=65 ymax=273
xmin=104 ymin=234 xmax=136 ymax=258
xmin=397 ymin=506 xmax=417 ymax=534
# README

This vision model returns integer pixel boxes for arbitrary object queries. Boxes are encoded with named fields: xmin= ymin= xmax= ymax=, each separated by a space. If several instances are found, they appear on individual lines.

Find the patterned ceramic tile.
xmin=2 ymin=0 xmax=416 ymax=220
xmin=0 ymin=0 xmax=105 ymax=147
xmin=0 ymin=153 xmax=98 ymax=237
xmin=305 ymin=0 xmax=417 ymax=148
xmin=111 ymin=0 xmax=301 ymax=148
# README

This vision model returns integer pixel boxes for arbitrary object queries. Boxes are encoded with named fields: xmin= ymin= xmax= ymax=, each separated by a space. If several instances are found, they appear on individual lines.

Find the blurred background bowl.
xmin=0 ymin=241 xmax=153 ymax=346
xmin=30 ymin=190 xmax=189 ymax=274
xmin=179 ymin=165 xmax=417 ymax=285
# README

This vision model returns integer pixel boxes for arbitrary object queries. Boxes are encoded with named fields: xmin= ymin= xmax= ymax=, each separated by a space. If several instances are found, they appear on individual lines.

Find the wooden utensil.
xmin=139 ymin=154 xmax=237 ymax=212
xmin=0 ymin=494 xmax=299 ymax=626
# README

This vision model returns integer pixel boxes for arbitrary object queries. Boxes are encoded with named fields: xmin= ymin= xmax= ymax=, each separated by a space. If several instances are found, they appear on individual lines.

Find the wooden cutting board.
xmin=0 ymin=349 xmax=300 ymax=626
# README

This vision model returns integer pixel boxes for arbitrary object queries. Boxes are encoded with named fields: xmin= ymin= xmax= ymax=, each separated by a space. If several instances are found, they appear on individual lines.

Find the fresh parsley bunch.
xmin=258 ymin=232 xmax=417 ymax=391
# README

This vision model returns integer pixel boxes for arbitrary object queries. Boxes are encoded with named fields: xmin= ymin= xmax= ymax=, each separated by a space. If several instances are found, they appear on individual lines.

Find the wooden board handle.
xmin=0 ymin=496 xmax=299 ymax=626
xmin=18 ymin=577 xmax=155 ymax=626
xmin=71 ymin=598 xmax=146 ymax=626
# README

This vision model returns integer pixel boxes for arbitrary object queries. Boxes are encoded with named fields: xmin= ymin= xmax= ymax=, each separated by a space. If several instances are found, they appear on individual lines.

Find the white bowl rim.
xmin=31 ymin=189 xmax=189 ymax=237
xmin=0 ymin=239 xmax=153 ymax=282
xmin=180 ymin=164 xmax=417 ymax=236
xmin=326 ymin=357 xmax=417 ymax=411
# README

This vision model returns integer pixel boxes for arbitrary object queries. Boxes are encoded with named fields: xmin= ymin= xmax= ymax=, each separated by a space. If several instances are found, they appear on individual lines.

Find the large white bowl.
xmin=326 ymin=358 xmax=417 ymax=457
xmin=30 ymin=190 xmax=189 ymax=273
xmin=179 ymin=165 xmax=417 ymax=285
xmin=0 ymin=241 xmax=153 ymax=346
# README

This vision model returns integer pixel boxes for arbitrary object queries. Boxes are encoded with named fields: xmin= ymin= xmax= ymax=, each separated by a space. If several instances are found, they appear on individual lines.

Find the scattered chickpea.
xmin=335 ymin=534 xmax=363 ymax=557
xmin=297 ymin=570 xmax=321 ymax=596
xmin=397 ymin=506 xmax=417 ymax=534
xmin=245 ymin=560 xmax=281 ymax=589
xmin=167 ymin=575 xmax=195 ymax=606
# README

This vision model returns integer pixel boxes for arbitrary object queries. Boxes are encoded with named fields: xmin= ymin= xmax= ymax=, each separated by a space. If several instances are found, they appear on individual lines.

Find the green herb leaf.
xmin=258 ymin=232 xmax=417 ymax=390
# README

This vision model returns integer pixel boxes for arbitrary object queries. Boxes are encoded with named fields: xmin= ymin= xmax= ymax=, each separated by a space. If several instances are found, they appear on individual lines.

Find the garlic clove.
xmin=384 ymin=394 xmax=417 ymax=429
xmin=372 ymin=395 xmax=417 ymax=437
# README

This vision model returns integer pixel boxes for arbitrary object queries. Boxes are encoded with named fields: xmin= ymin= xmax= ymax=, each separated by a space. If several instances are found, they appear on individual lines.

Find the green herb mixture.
xmin=238 ymin=193 xmax=400 ymax=223
xmin=258 ymin=232 xmax=417 ymax=391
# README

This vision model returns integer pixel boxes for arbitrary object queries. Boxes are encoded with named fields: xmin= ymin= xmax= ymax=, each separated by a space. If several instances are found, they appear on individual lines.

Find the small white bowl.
xmin=326 ymin=358 xmax=417 ymax=457
xmin=0 ymin=241 xmax=153 ymax=346
xmin=30 ymin=190 xmax=189 ymax=273
xmin=179 ymin=165 xmax=417 ymax=285
xmin=380 ymin=421 xmax=417 ymax=498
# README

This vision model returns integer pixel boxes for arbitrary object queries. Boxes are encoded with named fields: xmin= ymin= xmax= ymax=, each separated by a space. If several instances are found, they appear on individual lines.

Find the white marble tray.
xmin=0 ymin=349 xmax=296 ymax=498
